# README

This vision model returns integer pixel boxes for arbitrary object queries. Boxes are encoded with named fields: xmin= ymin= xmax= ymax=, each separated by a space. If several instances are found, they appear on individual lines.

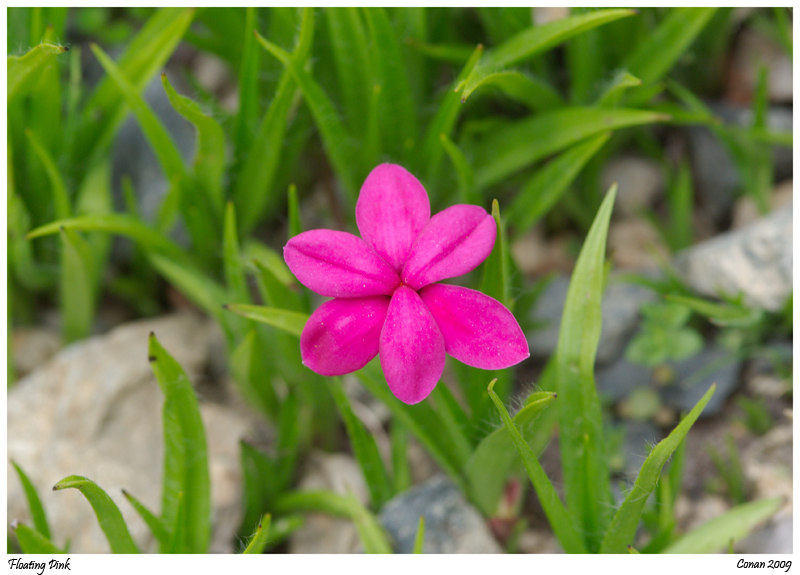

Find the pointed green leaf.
xmin=467 ymin=391 xmax=557 ymax=516
xmin=330 ymin=377 xmax=395 ymax=510
xmin=230 ymin=329 xmax=280 ymax=420
xmin=162 ymin=73 xmax=225 ymax=216
xmin=11 ymin=523 xmax=63 ymax=554
xmin=480 ymin=200 xmax=510 ymax=306
xmin=11 ymin=461 xmax=51 ymax=540
xmin=91 ymin=43 xmax=187 ymax=184
xmin=555 ymin=186 xmax=617 ymax=552
xmin=24 ymin=129 xmax=71 ymax=220
xmin=666 ymin=295 xmax=764 ymax=328
xmin=664 ymin=497 xmax=782 ymax=553
xmin=471 ymin=70 xmax=564 ymax=111
xmin=242 ymin=514 xmax=271 ymax=554
xmin=600 ymin=384 xmax=715 ymax=553
xmin=326 ymin=8 xmax=371 ymax=139
xmin=439 ymin=133 xmax=477 ymax=204
xmin=235 ymin=7 xmax=261 ymax=157
xmin=509 ymin=133 xmax=610 ymax=233
xmin=223 ymin=304 xmax=308 ymax=338
xmin=288 ymin=184 xmax=303 ymax=238
xmin=122 ymin=489 xmax=170 ymax=548
xmin=273 ymin=490 xmax=352 ymax=518
xmin=148 ymin=333 xmax=210 ymax=554
xmin=53 ymin=475 xmax=139 ymax=553
xmin=596 ymin=71 xmax=642 ymax=107
xmin=460 ymin=9 xmax=635 ymax=102
xmin=488 ymin=381 xmax=587 ymax=553
xmin=473 ymin=108 xmax=668 ymax=190
xmin=346 ymin=491 xmax=393 ymax=554
xmin=8 ymin=42 xmax=68 ymax=101
xmin=223 ymin=202 xmax=250 ymax=305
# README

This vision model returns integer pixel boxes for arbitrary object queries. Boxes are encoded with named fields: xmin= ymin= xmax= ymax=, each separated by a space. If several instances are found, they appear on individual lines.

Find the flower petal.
xmin=300 ymin=296 xmax=391 ymax=376
xmin=356 ymin=163 xmax=431 ymax=273
xmin=419 ymin=283 xmax=530 ymax=369
xmin=401 ymin=205 xmax=496 ymax=290
xmin=285 ymin=230 xmax=400 ymax=297
xmin=379 ymin=286 xmax=445 ymax=404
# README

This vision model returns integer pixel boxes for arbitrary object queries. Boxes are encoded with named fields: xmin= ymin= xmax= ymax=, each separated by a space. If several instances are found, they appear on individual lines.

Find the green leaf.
xmin=509 ymin=133 xmax=610 ymax=233
xmin=53 ymin=475 xmax=139 ymax=553
xmin=406 ymin=39 xmax=475 ymax=64
xmin=555 ymin=185 xmax=617 ymax=552
xmin=24 ymin=129 xmax=71 ymax=220
xmin=11 ymin=461 xmax=51 ymax=540
xmin=244 ymin=239 xmax=295 ymax=286
xmin=59 ymin=227 xmax=96 ymax=343
xmin=390 ymin=420 xmax=411 ymax=494
xmin=326 ymin=8 xmax=371 ymax=139
xmin=235 ymin=7 xmax=261 ymax=158
xmin=8 ymin=42 xmax=68 ymax=101
xmin=76 ymin=8 xmax=195 ymax=162
xmin=239 ymin=441 xmax=278 ymax=535
xmin=412 ymin=516 xmax=425 ymax=553
xmin=162 ymin=73 xmax=225 ymax=216
xmin=230 ymin=329 xmax=280 ymax=420
xmin=242 ymin=514 xmax=271 ymax=554
xmin=273 ymin=490 xmax=352 ymax=518
xmin=345 ymin=491 xmax=393 ymax=554
xmin=255 ymin=18 xmax=359 ymax=206
xmin=666 ymin=295 xmax=764 ymax=328
xmin=624 ymin=8 xmax=717 ymax=97
xmin=363 ymin=7 xmax=418 ymax=165
xmin=329 ymin=377 xmax=395 ymax=510
xmin=439 ymin=133 xmax=477 ymax=204
xmin=599 ymin=384 xmax=715 ymax=553
xmin=480 ymin=200 xmax=510 ymax=306
xmin=122 ymin=489 xmax=170 ymax=548
xmin=665 ymin=162 xmax=694 ymax=251
xmin=596 ymin=71 xmax=642 ymax=108
xmin=287 ymin=184 xmax=303 ymax=238
xmin=471 ymin=70 xmax=564 ymax=111
xmin=466 ymin=391 xmax=557 ymax=516
xmin=473 ymin=108 xmax=668 ymax=190
xmin=222 ymin=202 xmax=250 ymax=315
xmin=488 ymin=381 xmax=586 ymax=553
xmin=430 ymin=383 xmax=474 ymax=466
xmin=91 ymin=43 xmax=187 ymax=184
xmin=11 ymin=523 xmax=63 ymax=554
xmin=148 ymin=333 xmax=210 ymax=553
xmin=223 ymin=304 xmax=308 ymax=338
xmin=663 ymin=497 xmax=782 ymax=553
xmin=460 ymin=9 xmax=635 ymax=102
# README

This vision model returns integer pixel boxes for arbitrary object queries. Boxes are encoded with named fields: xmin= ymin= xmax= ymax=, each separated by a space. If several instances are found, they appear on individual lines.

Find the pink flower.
xmin=284 ymin=164 xmax=530 ymax=404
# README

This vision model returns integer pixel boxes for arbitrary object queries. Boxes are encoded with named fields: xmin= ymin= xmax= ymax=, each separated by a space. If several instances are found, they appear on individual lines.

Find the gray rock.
xmin=11 ymin=326 xmax=61 ymax=380
xmin=736 ymin=516 xmax=792 ymax=554
xmin=596 ymin=357 xmax=652 ymax=403
xmin=379 ymin=476 xmax=502 ymax=553
xmin=7 ymin=313 xmax=249 ymax=553
xmin=673 ymin=205 xmax=792 ymax=312
xmin=527 ymin=276 xmax=655 ymax=366
xmin=601 ymin=155 xmax=664 ymax=216
xmin=661 ymin=346 xmax=742 ymax=417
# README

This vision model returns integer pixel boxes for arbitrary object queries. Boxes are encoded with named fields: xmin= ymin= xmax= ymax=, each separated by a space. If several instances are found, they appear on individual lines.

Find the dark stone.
xmin=661 ymin=346 xmax=742 ymax=417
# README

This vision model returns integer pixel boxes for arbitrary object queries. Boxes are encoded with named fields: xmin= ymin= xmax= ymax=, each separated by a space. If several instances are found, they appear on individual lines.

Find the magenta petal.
xmin=401 ymin=205 xmax=496 ymax=290
xmin=356 ymin=163 xmax=431 ymax=273
xmin=379 ymin=286 xmax=445 ymax=404
xmin=419 ymin=283 xmax=530 ymax=370
xmin=284 ymin=229 xmax=400 ymax=298
xmin=300 ymin=296 xmax=391 ymax=375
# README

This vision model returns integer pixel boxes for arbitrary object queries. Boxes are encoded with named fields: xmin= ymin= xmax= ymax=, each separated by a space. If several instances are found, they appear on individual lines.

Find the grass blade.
xmin=413 ymin=517 xmax=425 ymax=553
xmin=346 ymin=492 xmax=393 ymax=554
xmin=488 ymin=381 xmax=586 ymax=553
xmin=329 ymin=377 xmax=395 ymax=510
xmin=11 ymin=523 xmax=63 ymax=554
xmin=52 ymin=475 xmax=139 ymax=553
xmin=230 ymin=329 xmax=281 ymax=420
xmin=596 ymin=71 xmax=642 ymax=108
xmin=467 ymin=391 xmax=557 ymax=516
xmin=162 ymin=73 xmax=225 ymax=217
xmin=234 ymin=7 xmax=260 ymax=157
xmin=122 ymin=489 xmax=170 ymax=548
xmin=555 ymin=186 xmax=617 ymax=552
xmin=149 ymin=333 xmax=210 ymax=554
xmin=665 ymin=295 xmax=763 ymax=328
xmin=223 ymin=304 xmax=307 ymax=338
xmin=439 ymin=133 xmax=477 ymax=204
xmin=390 ymin=420 xmax=411 ymax=493
xmin=273 ymin=490 xmax=352 ymax=518
xmin=24 ymin=129 xmax=71 ymax=220
xmin=480 ymin=200 xmax=510 ymax=306
xmin=663 ymin=497 xmax=782 ymax=553
xmin=509 ymin=133 xmax=610 ymax=233
xmin=472 ymin=70 xmax=564 ymax=111
xmin=599 ymin=384 xmax=716 ymax=553
xmin=59 ymin=227 xmax=96 ymax=343
xmin=473 ymin=108 xmax=668 ymax=190
xmin=8 ymin=42 xmax=68 ymax=101
xmin=326 ymin=8 xmax=371 ymax=139
xmin=11 ymin=461 xmax=51 ymax=540
xmin=242 ymin=514 xmax=271 ymax=554
xmin=460 ymin=9 xmax=635 ymax=102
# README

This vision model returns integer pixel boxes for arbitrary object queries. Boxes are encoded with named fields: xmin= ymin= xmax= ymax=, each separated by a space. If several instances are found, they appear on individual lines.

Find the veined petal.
xmin=356 ymin=163 xmax=431 ymax=273
xmin=380 ymin=286 xmax=445 ymax=404
xmin=284 ymin=230 xmax=400 ymax=297
xmin=300 ymin=296 xmax=390 ymax=376
xmin=401 ymin=205 xmax=496 ymax=290
xmin=419 ymin=283 xmax=529 ymax=370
